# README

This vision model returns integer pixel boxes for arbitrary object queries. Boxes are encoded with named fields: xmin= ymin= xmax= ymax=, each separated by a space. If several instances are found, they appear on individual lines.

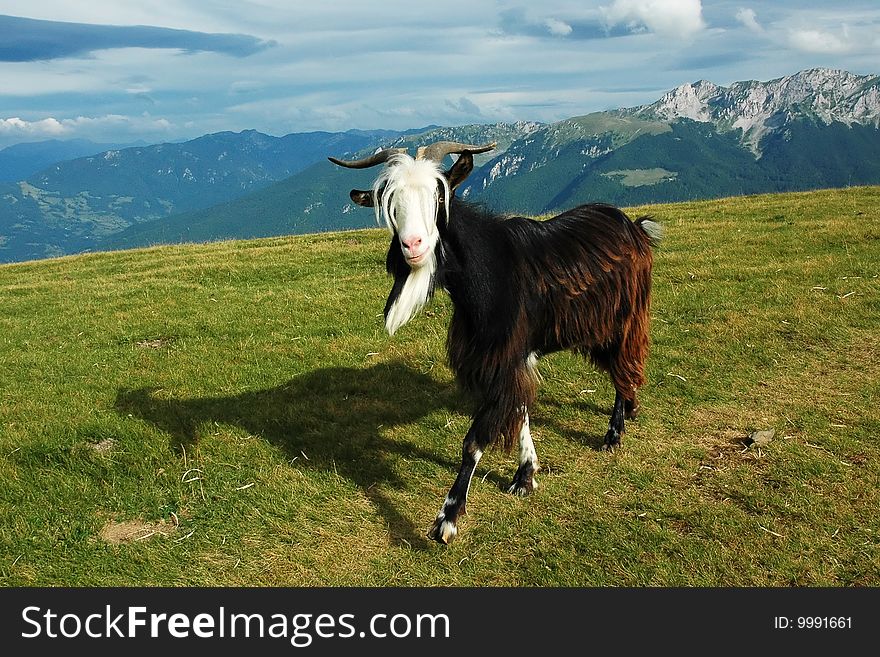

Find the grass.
xmin=602 ymin=168 xmax=678 ymax=187
xmin=1 ymin=186 xmax=878 ymax=586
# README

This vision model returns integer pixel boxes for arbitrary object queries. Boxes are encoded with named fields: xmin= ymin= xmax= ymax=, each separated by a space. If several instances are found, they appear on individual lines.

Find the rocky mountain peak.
xmin=633 ymin=67 xmax=880 ymax=153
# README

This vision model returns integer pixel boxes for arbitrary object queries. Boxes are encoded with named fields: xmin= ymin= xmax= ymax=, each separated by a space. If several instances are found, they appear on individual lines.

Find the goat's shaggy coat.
xmin=386 ymin=199 xmax=657 ymax=449
xmin=332 ymin=149 xmax=660 ymax=544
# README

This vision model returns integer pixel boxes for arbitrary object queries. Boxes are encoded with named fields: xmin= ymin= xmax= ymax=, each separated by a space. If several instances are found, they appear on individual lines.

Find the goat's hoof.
xmin=507 ymin=465 xmax=539 ymax=496
xmin=507 ymin=478 xmax=538 ymax=496
xmin=602 ymin=429 xmax=622 ymax=451
xmin=428 ymin=515 xmax=457 ymax=545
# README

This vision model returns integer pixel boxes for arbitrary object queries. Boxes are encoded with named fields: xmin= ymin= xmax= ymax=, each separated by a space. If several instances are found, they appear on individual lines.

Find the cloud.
xmin=0 ymin=114 xmax=174 ymax=145
xmin=788 ymin=28 xmax=850 ymax=54
xmin=600 ymin=0 xmax=706 ymax=40
xmin=0 ymin=117 xmax=67 ymax=138
xmin=497 ymin=7 xmax=633 ymax=40
xmin=229 ymin=80 xmax=266 ymax=96
xmin=1 ymin=3 xmax=877 ymax=149
xmin=445 ymin=96 xmax=483 ymax=117
xmin=544 ymin=18 xmax=573 ymax=37
xmin=735 ymin=8 xmax=763 ymax=34
xmin=0 ymin=14 xmax=275 ymax=62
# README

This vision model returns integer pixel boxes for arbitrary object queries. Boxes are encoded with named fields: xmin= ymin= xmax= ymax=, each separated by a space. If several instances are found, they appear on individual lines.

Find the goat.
xmin=329 ymin=141 xmax=661 ymax=544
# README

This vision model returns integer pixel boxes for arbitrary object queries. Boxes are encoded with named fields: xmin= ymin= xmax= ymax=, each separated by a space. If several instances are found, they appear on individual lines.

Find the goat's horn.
xmin=416 ymin=141 xmax=497 ymax=162
xmin=328 ymin=147 xmax=407 ymax=169
xmin=415 ymin=141 xmax=497 ymax=162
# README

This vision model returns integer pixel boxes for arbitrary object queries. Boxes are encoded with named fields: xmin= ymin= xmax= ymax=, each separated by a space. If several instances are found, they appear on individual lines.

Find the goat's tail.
xmin=635 ymin=216 xmax=663 ymax=247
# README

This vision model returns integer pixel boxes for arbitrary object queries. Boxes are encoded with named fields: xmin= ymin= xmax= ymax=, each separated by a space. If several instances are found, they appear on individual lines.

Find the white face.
xmin=375 ymin=156 xmax=449 ymax=269
xmin=389 ymin=186 xmax=439 ymax=267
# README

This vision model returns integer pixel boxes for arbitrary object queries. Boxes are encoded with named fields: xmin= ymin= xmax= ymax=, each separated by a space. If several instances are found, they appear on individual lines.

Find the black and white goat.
xmin=329 ymin=141 xmax=661 ymax=544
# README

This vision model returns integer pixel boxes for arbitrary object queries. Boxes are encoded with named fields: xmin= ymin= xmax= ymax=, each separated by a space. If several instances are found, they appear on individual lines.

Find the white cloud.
xmin=788 ymin=28 xmax=850 ymax=54
xmin=0 ymin=114 xmax=175 ymax=146
xmin=544 ymin=18 xmax=573 ymax=37
xmin=735 ymin=8 xmax=763 ymax=34
xmin=600 ymin=0 xmax=706 ymax=40
xmin=1 ymin=1 xmax=878 ymax=148
xmin=0 ymin=117 xmax=68 ymax=137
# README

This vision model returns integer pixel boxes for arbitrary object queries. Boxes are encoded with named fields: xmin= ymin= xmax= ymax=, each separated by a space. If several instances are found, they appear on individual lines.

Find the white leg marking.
xmin=518 ymin=413 xmax=537 ymax=471
xmin=436 ymin=449 xmax=482 ymax=516
xmin=508 ymin=410 xmax=539 ymax=495
xmin=436 ymin=519 xmax=457 ymax=543
xmin=464 ymin=448 xmax=482 ymax=500
xmin=433 ymin=449 xmax=482 ymax=543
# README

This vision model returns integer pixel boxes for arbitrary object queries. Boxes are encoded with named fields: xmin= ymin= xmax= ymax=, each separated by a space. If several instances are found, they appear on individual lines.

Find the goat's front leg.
xmin=428 ymin=429 xmax=483 ymax=545
xmin=508 ymin=408 xmax=539 ymax=496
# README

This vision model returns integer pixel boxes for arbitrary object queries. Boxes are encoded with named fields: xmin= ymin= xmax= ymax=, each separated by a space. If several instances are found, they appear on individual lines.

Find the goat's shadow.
xmin=115 ymin=362 xmax=469 ymax=549
xmin=534 ymin=397 xmax=612 ymax=451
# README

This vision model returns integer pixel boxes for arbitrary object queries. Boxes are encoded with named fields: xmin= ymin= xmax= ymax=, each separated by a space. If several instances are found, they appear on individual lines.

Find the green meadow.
xmin=1 ymin=186 xmax=878 ymax=586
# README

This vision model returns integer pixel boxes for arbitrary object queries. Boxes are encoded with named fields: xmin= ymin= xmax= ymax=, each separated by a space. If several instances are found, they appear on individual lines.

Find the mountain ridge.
xmin=0 ymin=138 xmax=147 ymax=182
xmin=629 ymin=67 xmax=880 ymax=152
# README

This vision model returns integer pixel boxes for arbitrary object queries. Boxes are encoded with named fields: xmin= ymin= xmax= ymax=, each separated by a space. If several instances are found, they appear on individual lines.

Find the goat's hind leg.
xmin=507 ymin=408 xmax=539 ymax=496
xmin=602 ymin=390 xmax=627 ymax=450
xmin=624 ymin=395 xmax=640 ymax=420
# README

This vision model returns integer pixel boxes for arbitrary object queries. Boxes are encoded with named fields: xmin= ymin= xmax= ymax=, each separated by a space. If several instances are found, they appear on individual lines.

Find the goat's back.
xmin=503 ymin=204 xmax=655 ymax=358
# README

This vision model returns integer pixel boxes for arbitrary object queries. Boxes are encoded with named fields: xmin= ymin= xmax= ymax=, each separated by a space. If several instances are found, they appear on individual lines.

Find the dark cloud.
xmin=0 ymin=14 xmax=275 ymax=62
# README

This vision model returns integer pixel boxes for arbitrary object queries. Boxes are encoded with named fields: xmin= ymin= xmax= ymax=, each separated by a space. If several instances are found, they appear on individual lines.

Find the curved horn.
xmin=327 ymin=147 xmax=407 ymax=169
xmin=415 ymin=141 xmax=497 ymax=162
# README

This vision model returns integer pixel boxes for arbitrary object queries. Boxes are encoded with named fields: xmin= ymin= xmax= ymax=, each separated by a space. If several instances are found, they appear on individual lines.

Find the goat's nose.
xmin=401 ymin=236 xmax=422 ymax=251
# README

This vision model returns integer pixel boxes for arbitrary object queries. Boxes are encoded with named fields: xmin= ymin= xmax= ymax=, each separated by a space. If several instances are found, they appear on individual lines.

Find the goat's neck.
xmin=436 ymin=201 xmax=508 ymax=318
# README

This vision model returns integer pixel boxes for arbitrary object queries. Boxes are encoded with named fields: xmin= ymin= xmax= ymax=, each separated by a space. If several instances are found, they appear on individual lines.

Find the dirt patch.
xmin=687 ymin=408 xmax=778 ymax=455
xmin=90 ymin=438 xmax=115 ymax=454
xmin=700 ymin=427 xmax=753 ymax=458
xmin=98 ymin=518 xmax=175 ymax=544
xmin=136 ymin=336 xmax=175 ymax=349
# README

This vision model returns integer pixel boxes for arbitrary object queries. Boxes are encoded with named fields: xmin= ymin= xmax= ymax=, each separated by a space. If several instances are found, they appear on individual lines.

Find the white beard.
xmin=385 ymin=250 xmax=437 ymax=336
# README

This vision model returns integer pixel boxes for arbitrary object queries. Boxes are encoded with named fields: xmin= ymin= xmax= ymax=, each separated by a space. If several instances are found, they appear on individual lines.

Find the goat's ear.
xmin=445 ymin=152 xmax=474 ymax=193
xmin=350 ymin=189 xmax=375 ymax=207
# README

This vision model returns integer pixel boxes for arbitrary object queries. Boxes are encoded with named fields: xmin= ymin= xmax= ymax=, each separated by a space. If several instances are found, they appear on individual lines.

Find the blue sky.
xmin=0 ymin=1 xmax=878 ymax=148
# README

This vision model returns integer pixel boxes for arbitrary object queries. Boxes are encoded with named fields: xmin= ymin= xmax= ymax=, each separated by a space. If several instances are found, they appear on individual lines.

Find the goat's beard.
xmin=385 ymin=249 xmax=437 ymax=336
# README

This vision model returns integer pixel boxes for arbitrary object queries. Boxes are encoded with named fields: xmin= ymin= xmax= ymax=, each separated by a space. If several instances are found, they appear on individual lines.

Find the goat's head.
xmin=329 ymin=141 xmax=495 ymax=268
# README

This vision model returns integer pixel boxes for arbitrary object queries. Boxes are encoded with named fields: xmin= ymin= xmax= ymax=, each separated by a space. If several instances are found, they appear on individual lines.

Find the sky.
xmin=0 ymin=0 xmax=878 ymax=148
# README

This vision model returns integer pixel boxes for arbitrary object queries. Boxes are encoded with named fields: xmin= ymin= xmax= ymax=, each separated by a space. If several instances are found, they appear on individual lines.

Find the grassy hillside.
xmin=1 ymin=187 xmax=878 ymax=586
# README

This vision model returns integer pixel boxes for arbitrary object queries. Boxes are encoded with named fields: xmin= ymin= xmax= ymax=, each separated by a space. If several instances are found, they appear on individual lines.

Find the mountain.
xmin=0 ymin=129 xmax=393 ymax=262
xmin=628 ymin=67 xmax=880 ymax=153
xmin=463 ymin=68 xmax=880 ymax=210
xmin=0 ymin=139 xmax=146 ymax=182
xmin=122 ymin=67 xmax=877 ymax=248
xmin=458 ymin=113 xmax=672 ymax=211
xmin=103 ymin=122 xmax=540 ymax=250
xmin=2 ymin=67 xmax=879 ymax=263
